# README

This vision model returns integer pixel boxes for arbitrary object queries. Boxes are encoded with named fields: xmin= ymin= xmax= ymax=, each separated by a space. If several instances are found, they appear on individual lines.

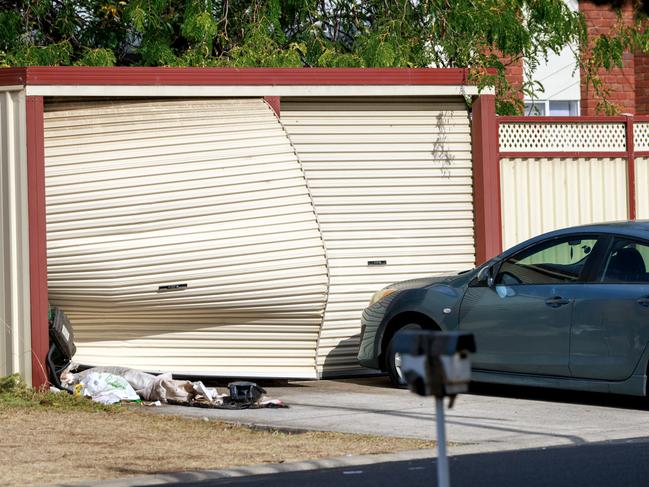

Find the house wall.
xmin=580 ymin=1 xmax=637 ymax=115
xmin=0 ymin=89 xmax=32 ymax=384
xmin=635 ymin=53 xmax=649 ymax=115
xmin=504 ymin=1 xmax=649 ymax=116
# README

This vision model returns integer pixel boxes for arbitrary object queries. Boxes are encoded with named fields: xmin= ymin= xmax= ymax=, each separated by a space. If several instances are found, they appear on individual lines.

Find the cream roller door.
xmin=281 ymin=97 xmax=475 ymax=376
xmin=44 ymin=98 xmax=328 ymax=378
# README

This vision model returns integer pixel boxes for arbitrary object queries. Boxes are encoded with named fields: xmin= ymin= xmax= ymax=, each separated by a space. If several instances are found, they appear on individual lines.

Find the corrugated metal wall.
xmin=0 ymin=89 xmax=32 ymax=383
xmin=636 ymin=157 xmax=649 ymax=219
xmin=500 ymin=158 xmax=628 ymax=249
xmin=44 ymin=98 xmax=328 ymax=378
xmin=634 ymin=122 xmax=649 ymax=219
xmin=281 ymin=97 xmax=475 ymax=376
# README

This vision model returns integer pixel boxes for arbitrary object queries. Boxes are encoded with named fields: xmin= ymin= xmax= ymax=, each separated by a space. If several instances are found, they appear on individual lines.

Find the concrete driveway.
xmin=149 ymin=376 xmax=649 ymax=455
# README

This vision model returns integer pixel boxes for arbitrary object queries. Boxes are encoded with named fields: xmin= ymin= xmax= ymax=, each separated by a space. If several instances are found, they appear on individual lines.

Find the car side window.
xmin=600 ymin=238 xmax=649 ymax=283
xmin=496 ymin=236 xmax=598 ymax=285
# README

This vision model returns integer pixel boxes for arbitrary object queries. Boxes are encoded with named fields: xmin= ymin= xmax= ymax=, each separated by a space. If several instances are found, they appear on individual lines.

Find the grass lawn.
xmin=0 ymin=375 xmax=434 ymax=486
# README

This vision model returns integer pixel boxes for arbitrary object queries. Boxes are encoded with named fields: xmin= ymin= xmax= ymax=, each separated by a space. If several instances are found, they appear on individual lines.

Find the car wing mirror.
xmin=487 ymin=269 xmax=495 ymax=288
xmin=477 ymin=265 xmax=496 ymax=288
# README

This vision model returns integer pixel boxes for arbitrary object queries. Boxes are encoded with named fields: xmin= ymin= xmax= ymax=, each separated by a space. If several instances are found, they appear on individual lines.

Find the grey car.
xmin=357 ymin=221 xmax=649 ymax=396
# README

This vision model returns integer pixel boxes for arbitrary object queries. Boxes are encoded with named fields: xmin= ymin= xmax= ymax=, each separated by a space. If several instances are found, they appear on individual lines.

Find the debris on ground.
xmin=77 ymin=372 xmax=140 ymax=405
xmin=62 ymin=366 xmax=287 ymax=409
xmin=48 ymin=308 xmax=287 ymax=409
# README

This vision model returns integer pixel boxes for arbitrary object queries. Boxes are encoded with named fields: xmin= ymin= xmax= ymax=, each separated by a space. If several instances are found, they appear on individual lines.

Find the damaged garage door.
xmin=44 ymin=98 xmax=328 ymax=379
xmin=281 ymin=97 xmax=475 ymax=376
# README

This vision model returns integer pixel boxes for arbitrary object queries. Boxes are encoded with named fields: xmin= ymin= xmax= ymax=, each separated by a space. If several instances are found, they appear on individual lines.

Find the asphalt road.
xmin=178 ymin=437 xmax=649 ymax=487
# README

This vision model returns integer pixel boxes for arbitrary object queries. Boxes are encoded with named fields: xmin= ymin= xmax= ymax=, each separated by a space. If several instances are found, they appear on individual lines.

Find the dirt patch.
xmin=2 ymin=405 xmax=433 ymax=486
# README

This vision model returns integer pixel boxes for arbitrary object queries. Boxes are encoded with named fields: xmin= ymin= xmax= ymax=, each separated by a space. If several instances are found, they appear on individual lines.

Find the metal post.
xmin=435 ymin=397 xmax=450 ymax=487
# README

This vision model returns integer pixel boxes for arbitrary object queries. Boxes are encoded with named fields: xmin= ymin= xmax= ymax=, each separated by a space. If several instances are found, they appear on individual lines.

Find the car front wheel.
xmin=386 ymin=323 xmax=423 ymax=387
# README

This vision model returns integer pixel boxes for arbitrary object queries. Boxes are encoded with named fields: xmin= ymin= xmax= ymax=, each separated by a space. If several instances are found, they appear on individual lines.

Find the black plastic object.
xmin=50 ymin=307 xmax=76 ymax=359
xmin=47 ymin=307 xmax=76 ymax=391
xmin=228 ymin=381 xmax=266 ymax=405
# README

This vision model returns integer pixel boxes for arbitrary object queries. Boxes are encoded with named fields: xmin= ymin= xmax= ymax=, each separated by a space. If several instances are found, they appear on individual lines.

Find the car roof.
xmin=500 ymin=220 xmax=649 ymax=258
xmin=551 ymin=220 xmax=649 ymax=236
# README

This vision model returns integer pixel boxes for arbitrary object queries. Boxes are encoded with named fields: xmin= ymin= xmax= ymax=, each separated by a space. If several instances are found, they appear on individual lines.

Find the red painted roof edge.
xmin=0 ymin=67 xmax=27 ymax=86
xmin=0 ymin=66 xmax=479 ymax=86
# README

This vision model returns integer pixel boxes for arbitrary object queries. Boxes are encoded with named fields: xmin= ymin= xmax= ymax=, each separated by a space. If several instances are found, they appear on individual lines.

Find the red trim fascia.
xmin=626 ymin=115 xmax=636 ymax=220
xmin=633 ymin=115 xmax=649 ymax=122
xmin=499 ymin=151 xmax=626 ymax=159
xmin=634 ymin=151 xmax=649 ymax=157
xmin=26 ymin=96 xmax=48 ymax=388
xmin=472 ymin=94 xmax=502 ymax=264
xmin=498 ymin=116 xmax=627 ymax=123
xmin=0 ymin=68 xmax=27 ymax=86
xmin=2 ymin=67 xmax=473 ymax=87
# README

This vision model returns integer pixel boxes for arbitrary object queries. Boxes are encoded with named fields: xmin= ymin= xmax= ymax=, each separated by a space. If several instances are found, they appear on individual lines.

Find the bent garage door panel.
xmin=44 ymin=98 xmax=328 ymax=378
xmin=281 ymin=97 xmax=475 ymax=376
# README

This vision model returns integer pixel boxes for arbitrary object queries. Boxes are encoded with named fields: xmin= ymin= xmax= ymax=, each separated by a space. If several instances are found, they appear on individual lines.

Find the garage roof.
xmin=0 ymin=67 xmax=490 ymax=97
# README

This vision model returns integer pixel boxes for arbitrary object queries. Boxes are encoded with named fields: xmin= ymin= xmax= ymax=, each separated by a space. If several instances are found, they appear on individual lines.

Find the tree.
xmin=0 ymin=0 xmax=647 ymax=114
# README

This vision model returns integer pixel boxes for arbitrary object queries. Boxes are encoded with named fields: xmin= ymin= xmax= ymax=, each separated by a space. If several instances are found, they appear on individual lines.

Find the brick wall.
xmin=580 ymin=1 xmax=636 ymax=115
xmin=502 ymin=57 xmax=525 ymax=108
xmin=635 ymin=52 xmax=649 ymax=114
xmin=493 ymin=1 xmax=649 ymax=115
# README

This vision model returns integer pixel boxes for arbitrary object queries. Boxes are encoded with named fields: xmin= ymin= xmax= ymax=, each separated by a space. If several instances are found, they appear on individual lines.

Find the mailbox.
xmin=391 ymin=330 xmax=476 ymax=398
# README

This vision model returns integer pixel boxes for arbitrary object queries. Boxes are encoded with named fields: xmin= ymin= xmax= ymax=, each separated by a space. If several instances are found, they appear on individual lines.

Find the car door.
xmin=459 ymin=234 xmax=601 ymax=376
xmin=570 ymin=236 xmax=649 ymax=381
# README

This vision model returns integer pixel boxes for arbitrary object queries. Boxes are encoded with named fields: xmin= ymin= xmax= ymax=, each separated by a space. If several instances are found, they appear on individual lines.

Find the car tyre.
xmin=386 ymin=323 xmax=423 ymax=388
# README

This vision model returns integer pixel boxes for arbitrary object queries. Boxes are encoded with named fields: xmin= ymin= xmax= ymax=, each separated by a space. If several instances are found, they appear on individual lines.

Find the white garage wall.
xmin=0 ymin=89 xmax=32 ymax=384
xmin=282 ymin=97 xmax=475 ymax=376
xmin=44 ymin=98 xmax=328 ymax=378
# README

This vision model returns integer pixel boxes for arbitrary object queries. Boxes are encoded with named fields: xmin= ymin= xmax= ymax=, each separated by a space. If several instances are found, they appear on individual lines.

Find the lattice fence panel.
xmin=634 ymin=123 xmax=649 ymax=151
xmin=499 ymin=122 xmax=626 ymax=152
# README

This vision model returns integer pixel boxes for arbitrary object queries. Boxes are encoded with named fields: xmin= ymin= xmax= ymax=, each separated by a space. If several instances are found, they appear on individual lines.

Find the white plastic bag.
xmin=74 ymin=366 xmax=156 ymax=392
xmin=80 ymin=372 xmax=140 ymax=404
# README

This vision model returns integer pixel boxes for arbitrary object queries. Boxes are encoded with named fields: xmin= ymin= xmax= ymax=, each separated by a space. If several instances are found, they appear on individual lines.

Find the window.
xmin=497 ymin=236 xmax=598 ymax=285
xmin=601 ymin=238 xmax=649 ymax=283
xmin=549 ymin=101 xmax=579 ymax=116
xmin=524 ymin=102 xmax=546 ymax=116
xmin=524 ymin=100 xmax=579 ymax=117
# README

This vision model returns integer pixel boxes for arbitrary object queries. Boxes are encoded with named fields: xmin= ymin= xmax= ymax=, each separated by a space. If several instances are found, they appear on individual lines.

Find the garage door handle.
xmin=637 ymin=298 xmax=649 ymax=307
xmin=545 ymin=296 xmax=570 ymax=307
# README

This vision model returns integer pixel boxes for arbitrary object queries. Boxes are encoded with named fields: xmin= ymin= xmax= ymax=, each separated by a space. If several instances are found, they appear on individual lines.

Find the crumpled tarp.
xmin=63 ymin=365 xmax=286 ymax=409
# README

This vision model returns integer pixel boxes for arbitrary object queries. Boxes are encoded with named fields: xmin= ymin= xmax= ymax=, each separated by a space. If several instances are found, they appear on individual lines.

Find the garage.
xmin=0 ymin=67 xmax=495 ymax=385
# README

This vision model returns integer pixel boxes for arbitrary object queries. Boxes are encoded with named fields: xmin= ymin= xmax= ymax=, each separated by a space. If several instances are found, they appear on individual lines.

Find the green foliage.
xmin=1 ymin=0 xmax=648 ymax=114
xmin=76 ymin=48 xmax=117 ymax=66
xmin=0 ymin=374 xmax=120 ymax=413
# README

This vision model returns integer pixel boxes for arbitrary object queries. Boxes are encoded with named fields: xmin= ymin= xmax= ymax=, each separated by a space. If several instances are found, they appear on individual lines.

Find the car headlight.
xmin=369 ymin=287 xmax=397 ymax=306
